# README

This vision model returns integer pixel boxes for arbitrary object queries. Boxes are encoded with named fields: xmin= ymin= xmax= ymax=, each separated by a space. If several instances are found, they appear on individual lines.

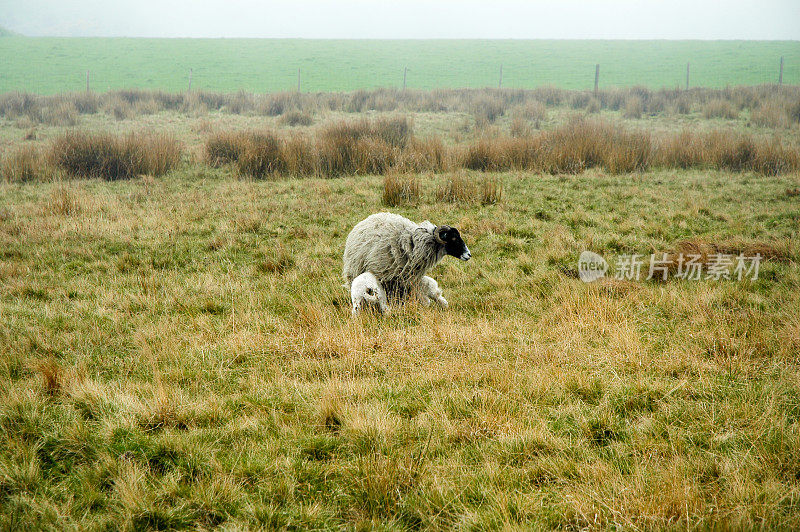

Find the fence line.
xmin=14 ymin=58 xmax=798 ymax=96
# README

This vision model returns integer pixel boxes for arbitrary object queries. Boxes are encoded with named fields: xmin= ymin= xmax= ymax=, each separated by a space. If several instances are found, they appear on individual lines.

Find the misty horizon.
xmin=1 ymin=0 xmax=799 ymax=40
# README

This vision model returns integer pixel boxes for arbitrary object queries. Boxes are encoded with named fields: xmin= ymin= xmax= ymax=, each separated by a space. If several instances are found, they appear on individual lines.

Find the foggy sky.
xmin=1 ymin=0 xmax=798 ymax=39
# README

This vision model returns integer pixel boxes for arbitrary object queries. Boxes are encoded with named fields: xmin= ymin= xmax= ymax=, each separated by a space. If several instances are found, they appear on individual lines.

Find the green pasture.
xmin=0 ymin=38 xmax=798 ymax=94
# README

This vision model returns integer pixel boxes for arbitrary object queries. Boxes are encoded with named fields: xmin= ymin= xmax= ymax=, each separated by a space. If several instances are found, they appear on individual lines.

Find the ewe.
xmin=342 ymin=212 xmax=470 ymax=299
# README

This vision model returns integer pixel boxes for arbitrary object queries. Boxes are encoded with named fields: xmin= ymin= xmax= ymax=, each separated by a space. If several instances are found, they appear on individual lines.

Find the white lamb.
xmin=418 ymin=276 xmax=448 ymax=308
xmin=350 ymin=271 xmax=389 ymax=316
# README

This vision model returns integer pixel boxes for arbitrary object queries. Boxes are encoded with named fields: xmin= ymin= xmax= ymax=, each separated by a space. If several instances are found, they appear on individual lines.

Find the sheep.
xmin=418 ymin=275 xmax=448 ymax=308
xmin=342 ymin=212 xmax=470 ymax=299
xmin=350 ymin=271 xmax=388 ymax=316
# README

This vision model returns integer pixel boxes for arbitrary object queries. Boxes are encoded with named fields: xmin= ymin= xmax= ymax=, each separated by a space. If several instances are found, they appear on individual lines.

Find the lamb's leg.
xmin=422 ymin=276 xmax=448 ymax=308
xmin=414 ymin=282 xmax=432 ymax=307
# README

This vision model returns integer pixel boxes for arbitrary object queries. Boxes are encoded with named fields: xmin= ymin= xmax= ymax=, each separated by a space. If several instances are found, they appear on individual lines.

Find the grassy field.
xmin=1 ymin=87 xmax=800 ymax=529
xmin=0 ymin=38 xmax=799 ymax=94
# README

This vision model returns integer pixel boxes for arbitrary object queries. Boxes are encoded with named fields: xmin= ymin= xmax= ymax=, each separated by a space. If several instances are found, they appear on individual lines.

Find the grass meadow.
xmin=1 ymin=85 xmax=800 ymax=529
xmin=0 ymin=38 xmax=799 ymax=94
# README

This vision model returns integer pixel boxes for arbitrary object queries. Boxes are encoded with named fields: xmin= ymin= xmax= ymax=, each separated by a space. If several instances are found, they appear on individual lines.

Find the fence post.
xmin=188 ymin=68 xmax=193 ymax=92
xmin=86 ymin=70 xmax=90 ymax=93
xmin=779 ymin=56 xmax=784 ymax=85
xmin=499 ymin=64 xmax=503 ymax=89
xmin=403 ymin=66 xmax=408 ymax=91
xmin=297 ymin=68 xmax=301 ymax=92
xmin=686 ymin=62 xmax=690 ymax=90
xmin=594 ymin=64 xmax=599 ymax=94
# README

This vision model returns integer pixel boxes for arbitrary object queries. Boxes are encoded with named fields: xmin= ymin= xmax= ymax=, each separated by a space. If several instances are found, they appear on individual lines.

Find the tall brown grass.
xmin=433 ymin=172 xmax=502 ymax=205
xmin=461 ymin=119 xmax=652 ymax=174
xmin=623 ymin=96 xmax=644 ymax=119
xmin=316 ymin=117 xmax=410 ymax=177
xmin=703 ymin=99 xmax=739 ymax=119
xmin=436 ymin=172 xmax=477 ymax=203
xmin=279 ymin=110 xmax=314 ymax=127
xmin=235 ymin=131 xmax=285 ymax=179
xmin=11 ymin=113 xmax=798 ymax=185
xmin=2 ymin=144 xmax=50 ymax=183
xmin=205 ymin=131 xmax=247 ymax=167
xmin=51 ymin=131 xmax=182 ymax=180
xmin=750 ymin=103 xmax=790 ymax=128
xmin=382 ymin=172 xmax=420 ymax=206
xmin=456 ymin=118 xmax=797 ymax=176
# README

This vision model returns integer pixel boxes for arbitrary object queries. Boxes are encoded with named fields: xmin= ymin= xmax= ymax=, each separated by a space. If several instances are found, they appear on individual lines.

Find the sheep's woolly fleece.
xmin=342 ymin=212 xmax=446 ymax=296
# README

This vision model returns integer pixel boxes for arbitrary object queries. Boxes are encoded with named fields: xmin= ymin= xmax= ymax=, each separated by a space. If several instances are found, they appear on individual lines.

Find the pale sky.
xmin=1 ymin=0 xmax=798 ymax=39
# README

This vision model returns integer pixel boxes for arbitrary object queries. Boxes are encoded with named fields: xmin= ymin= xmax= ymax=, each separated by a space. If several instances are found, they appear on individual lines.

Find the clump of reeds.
xmin=235 ymin=131 xmax=285 ymax=179
xmin=382 ymin=172 xmax=420 ymax=206
xmin=703 ymin=99 xmax=739 ymax=119
xmin=1 ymin=144 xmax=52 ymax=183
xmin=50 ymin=131 xmax=181 ymax=180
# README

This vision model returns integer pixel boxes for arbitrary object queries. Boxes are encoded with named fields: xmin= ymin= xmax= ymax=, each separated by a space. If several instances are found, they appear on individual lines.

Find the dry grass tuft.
xmin=51 ymin=131 xmax=181 ymax=180
xmin=36 ymin=358 xmax=64 ymax=397
xmin=703 ymin=99 xmax=739 ymax=119
xmin=471 ymin=94 xmax=505 ymax=124
xmin=513 ymin=100 xmax=548 ymax=122
xmin=655 ymin=130 xmax=704 ymax=169
xmin=666 ymin=237 xmax=792 ymax=272
xmin=235 ymin=131 xmax=285 ymax=179
xmin=282 ymin=134 xmax=317 ymax=177
xmin=315 ymin=117 xmax=409 ymax=177
xmin=319 ymin=395 xmax=343 ymax=433
xmin=44 ymin=186 xmax=82 ymax=216
xmin=436 ymin=172 xmax=478 ymax=203
xmin=751 ymin=103 xmax=790 ymax=128
xmin=2 ymin=144 xmax=51 ymax=183
xmin=279 ymin=110 xmax=314 ymax=127
xmin=510 ymin=116 xmax=532 ymax=137
xmin=256 ymin=244 xmax=295 ymax=274
xmin=382 ymin=172 xmax=420 ymax=206
xmin=480 ymin=174 xmax=502 ymax=205
xmin=394 ymin=137 xmax=448 ymax=174
xmin=204 ymin=131 xmax=247 ymax=167
xmin=622 ymin=96 xmax=644 ymax=119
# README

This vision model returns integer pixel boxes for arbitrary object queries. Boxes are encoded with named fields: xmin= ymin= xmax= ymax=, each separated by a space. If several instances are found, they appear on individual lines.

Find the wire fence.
xmin=9 ymin=61 xmax=794 ymax=96
xmin=0 ymin=38 xmax=797 ymax=94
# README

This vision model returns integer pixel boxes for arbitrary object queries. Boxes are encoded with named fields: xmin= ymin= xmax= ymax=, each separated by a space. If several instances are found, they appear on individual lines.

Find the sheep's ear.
xmin=434 ymin=225 xmax=451 ymax=245
xmin=420 ymin=221 xmax=436 ymax=232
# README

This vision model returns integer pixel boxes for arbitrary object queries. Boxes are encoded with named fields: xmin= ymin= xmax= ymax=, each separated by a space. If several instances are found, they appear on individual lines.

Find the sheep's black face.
xmin=438 ymin=226 xmax=471 ymax=261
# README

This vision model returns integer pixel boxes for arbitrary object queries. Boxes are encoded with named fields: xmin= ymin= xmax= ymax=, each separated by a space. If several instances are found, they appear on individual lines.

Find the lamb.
xmin=350 ymin=271 xmax=389 ymax=316
xmin=418 ymin=275 xmax=448 ymax=308
xmin=342 ymin=212 xmax=471 ymax=299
